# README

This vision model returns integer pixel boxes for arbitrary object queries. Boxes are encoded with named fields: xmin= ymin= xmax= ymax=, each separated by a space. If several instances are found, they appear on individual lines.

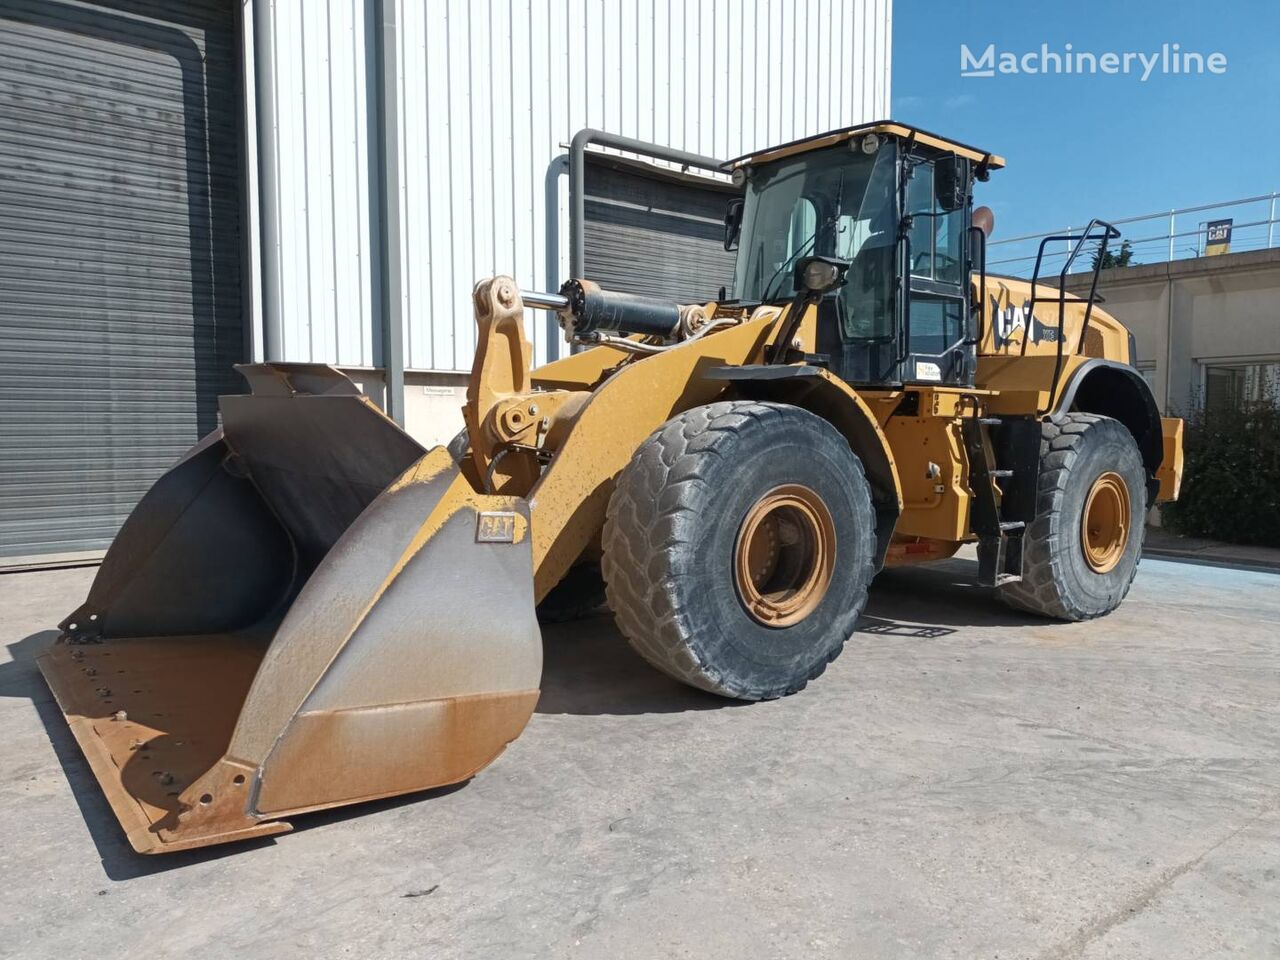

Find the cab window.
xmin=906 ymin=159 xmax=965 ymax=285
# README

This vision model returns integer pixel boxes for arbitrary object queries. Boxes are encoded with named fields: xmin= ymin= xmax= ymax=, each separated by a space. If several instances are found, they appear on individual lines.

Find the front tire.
xmin=998 ymin=413 xmax=1147 ymax=621
xmin=602 ymin=401 xmax=877 ymax=700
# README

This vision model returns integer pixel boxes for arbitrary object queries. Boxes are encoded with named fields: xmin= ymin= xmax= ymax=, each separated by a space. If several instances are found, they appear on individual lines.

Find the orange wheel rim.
xmin=1081 ymin=471 xmax=1130 ymax=574
xmin=733 ymin=484 xmax=836 ymax=627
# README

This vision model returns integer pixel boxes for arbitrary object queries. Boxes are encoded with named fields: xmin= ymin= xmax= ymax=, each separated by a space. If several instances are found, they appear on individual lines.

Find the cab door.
xmin=902 ymin=156 xmax=974 ymax=386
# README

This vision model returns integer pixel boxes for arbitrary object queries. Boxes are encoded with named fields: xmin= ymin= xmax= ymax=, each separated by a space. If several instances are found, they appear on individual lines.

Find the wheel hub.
xmin=733 ymin=484 xmax=835 ymax=627
xmin=1081 ymin=471 xmax=1131 ymax=574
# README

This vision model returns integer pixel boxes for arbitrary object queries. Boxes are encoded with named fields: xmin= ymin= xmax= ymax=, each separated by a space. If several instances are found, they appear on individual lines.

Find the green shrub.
xmin=1161 ymin=398 xmax=1280 ymax=547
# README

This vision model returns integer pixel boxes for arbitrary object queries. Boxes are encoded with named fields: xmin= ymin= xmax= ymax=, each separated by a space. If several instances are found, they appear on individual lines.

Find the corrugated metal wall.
xmin=0 ymin=0 xmax=243 ymax=561
xmin=258 ymin=0 xmax=893 ymax=372
xmin=583 ymin=160 xmax=738 ymax=302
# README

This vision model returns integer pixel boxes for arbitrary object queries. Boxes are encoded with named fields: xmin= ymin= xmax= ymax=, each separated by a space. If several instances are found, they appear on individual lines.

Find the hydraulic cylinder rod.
xmin=519 ymin=289 xmax=570 ymax=311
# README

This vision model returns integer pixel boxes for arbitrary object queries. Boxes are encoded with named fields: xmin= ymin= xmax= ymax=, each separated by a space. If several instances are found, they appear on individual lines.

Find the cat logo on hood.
xmin=989 ymin=295 xmax=1059 ymax=348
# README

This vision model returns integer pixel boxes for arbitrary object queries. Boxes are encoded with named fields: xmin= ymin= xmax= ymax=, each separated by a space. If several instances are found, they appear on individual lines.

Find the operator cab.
xmin=723 ymin=122 xmax=1005 ymax=389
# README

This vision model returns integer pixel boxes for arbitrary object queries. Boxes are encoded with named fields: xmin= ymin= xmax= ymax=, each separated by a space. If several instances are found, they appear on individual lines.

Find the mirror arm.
xmin=723 ymin=198 xmax=745 ymax=252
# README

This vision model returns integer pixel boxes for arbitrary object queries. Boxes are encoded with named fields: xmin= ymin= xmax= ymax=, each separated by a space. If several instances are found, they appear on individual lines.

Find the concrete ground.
xmin=1 ymin=553 xmax=1277 ymax=960
xmin=1144 ymin=527 xmax=1280 ymax=573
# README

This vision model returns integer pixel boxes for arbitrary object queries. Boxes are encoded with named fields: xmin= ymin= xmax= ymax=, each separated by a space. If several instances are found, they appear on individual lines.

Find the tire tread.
xmin=602 ymin=401 xmax=875 ymax=699
xmin=998 ymin=413 xmax=1146 ymax=621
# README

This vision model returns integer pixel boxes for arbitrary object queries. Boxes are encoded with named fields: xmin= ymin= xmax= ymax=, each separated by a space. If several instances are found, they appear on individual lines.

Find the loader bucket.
xmin=37 ymin=364 xmax=542 ymax=853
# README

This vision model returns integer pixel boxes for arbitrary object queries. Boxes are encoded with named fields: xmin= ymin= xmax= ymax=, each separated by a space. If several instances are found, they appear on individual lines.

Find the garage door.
xmin=0 ymin=0 xmax=243 ymax=565
xmin=584 ymin=158 xmax=739 ymax=304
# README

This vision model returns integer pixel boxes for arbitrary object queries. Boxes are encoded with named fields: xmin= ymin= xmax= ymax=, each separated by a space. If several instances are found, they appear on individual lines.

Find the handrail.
xmin=989 ymin=217 xmax=1280 ymax=268
xmin=1021 ymin=220 xmax=1120 ymax=415
xmin=990 ymin=192 xmax=1279 ymax=246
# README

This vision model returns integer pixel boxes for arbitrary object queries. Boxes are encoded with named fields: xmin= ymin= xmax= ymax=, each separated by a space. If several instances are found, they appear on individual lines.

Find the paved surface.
xmin=1 ymin=553 xmax=1277 ymax=960
xmin=1145 ymin=527 xmax=1280 ymax=573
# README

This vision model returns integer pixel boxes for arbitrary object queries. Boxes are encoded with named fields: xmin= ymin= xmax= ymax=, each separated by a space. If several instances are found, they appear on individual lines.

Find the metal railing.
xmin=987 ymin=192 xmax=1280 ymax=276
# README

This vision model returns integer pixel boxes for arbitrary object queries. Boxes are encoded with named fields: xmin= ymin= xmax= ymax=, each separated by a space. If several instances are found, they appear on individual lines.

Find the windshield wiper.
xmin=759 ymin=231 xmax=818 ymax=303
xmin=759 ymin=173 xmax=845 ymax=304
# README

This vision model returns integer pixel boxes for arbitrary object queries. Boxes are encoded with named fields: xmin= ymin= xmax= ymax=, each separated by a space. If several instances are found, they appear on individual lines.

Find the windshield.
xmin=732 ymin=143 xmax=898 ymax=339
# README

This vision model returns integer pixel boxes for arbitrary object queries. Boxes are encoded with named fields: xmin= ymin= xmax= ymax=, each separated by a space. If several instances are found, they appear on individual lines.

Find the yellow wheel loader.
xmin=38 ymin=122 xmax=1184 ymax=853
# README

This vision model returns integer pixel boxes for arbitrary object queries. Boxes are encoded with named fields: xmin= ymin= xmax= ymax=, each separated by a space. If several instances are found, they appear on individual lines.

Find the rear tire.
xmin=998 ymin=413 xmax=1147 ymax=621
xmin=602 ymin=401 xmax=877 ymax=700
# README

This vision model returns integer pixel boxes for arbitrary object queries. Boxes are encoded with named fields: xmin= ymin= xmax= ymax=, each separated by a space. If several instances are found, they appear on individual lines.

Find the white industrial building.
xmin=0 ymin=0 xmax=892 ymax=565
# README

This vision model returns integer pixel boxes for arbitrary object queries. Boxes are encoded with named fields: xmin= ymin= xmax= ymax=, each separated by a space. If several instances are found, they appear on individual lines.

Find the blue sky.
xmin=892 ymin=0 xmax=1280 ymax=268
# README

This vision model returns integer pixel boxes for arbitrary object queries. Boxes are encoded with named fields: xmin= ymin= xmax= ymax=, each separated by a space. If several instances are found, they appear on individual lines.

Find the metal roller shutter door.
xmin=0 ymin=0 xmax=243 ymax=565
xmin=583 ymin=159 xmax=738 ymax=304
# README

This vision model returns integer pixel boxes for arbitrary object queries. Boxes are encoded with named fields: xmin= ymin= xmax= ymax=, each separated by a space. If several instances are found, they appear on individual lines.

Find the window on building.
xmin=1202 ymin=361 xmax=1280 ymax=411
xmin=1136 ymin=362 xmax=1157 ymax=392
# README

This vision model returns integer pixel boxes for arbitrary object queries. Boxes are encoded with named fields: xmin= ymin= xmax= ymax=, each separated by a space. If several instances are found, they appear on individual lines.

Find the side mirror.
xmin=934 ymin=156 xmax=967 ymax=213
xmin=723 ymin=198 xmax=744 ymax=251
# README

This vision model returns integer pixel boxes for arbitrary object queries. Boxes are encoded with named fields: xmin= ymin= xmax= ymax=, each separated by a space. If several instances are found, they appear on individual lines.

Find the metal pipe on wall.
xmin=251 ymin=0 xmax=283 ymax=361
xmin=370 ymin=0 xmax=405 ymax=425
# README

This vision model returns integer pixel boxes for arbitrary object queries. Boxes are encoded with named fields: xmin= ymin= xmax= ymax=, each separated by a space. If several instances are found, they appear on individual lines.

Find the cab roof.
xmin=725 ymin=121 xmax=1007 ymax=172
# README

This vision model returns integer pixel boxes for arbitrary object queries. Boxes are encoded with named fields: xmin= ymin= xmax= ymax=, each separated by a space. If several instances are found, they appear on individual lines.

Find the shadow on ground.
xmin=536 ymin=557 xmax=1049 ymax=717
xmin=2 ymin=555 xmax=1052 ymax=881
xmin=2 ymin=629 xmax=475 ymax=881
xmin=2 ymin=630 xmax=230 ymax=880
xmin=865 ymin=557 xmax=1050 ymax=630
xmin=536 ymin=616 xmax=738 ymax=717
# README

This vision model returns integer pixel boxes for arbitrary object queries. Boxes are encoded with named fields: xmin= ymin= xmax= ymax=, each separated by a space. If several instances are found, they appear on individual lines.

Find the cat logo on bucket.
xmin=476 ymin=511 xmax=518 ymax=543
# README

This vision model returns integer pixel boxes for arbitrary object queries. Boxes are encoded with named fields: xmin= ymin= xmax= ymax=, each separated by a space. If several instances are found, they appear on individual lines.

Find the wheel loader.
xmin=38 ymin=122 xmax=1184 ymax=853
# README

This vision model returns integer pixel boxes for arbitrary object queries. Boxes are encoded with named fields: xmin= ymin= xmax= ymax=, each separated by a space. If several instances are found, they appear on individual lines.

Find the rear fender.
xmin=1053 ymin=359 xmax=1166 ymax=500
xmin=1157 ymin=417 xmax=1184 ymax=502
